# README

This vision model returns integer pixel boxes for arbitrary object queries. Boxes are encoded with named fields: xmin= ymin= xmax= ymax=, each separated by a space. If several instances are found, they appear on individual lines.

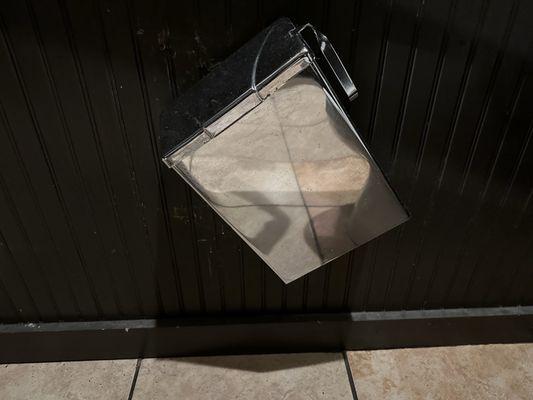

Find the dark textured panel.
xmin=0 ymin=0 xmax=531 ymax=323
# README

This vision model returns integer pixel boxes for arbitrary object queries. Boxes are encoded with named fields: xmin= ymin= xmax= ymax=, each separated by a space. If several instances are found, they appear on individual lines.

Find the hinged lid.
xmin=160 ymin=18 xmax=308 ymax=161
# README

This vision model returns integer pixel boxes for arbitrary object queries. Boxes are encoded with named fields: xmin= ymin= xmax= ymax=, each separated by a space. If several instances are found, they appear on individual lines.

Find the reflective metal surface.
xmin=170 ymin=65 xmax=408 ymax=283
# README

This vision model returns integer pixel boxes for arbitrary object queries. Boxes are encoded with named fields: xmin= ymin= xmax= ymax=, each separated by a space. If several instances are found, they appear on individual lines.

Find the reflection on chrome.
xmin=173 ymin=72 xmax=408 ymax=283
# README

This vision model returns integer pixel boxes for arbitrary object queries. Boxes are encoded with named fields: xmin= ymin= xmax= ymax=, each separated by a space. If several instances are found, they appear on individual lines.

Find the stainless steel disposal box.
xmin=161 ymin=18 xmax=409 ymax=283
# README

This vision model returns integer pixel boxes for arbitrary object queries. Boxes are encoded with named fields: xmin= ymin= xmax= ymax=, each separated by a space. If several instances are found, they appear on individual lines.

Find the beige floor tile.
xmin=133 ymin=353 xmax=353 ymax=400
xmin=347 ymin=343 xmax=533 ymax=400
xmin=0 ymin=359 xmax=137 ymax=400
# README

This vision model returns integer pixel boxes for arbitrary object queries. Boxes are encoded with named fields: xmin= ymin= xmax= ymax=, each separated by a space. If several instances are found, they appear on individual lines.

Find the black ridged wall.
xmin=0 ymin=0 xmax=532 ymax=323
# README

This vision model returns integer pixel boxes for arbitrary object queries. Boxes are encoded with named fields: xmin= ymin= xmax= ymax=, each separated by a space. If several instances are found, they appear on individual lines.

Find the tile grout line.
xmin=127 ymin=358 xmax=142 ymax=400
xmin=343 ymin=351 xmax=359 ymax=400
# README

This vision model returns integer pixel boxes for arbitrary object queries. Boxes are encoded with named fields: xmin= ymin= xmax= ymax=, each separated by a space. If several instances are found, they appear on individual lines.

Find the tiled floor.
xmin=348 ymin=343 xmax=533 ymax=400
xmin=0 ymin=344 xmax=531 ymax=399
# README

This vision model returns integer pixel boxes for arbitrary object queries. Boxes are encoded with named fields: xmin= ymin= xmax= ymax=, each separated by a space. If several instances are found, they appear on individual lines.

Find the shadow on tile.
xmin=133 ymin=353 xmax=353 ymax=399
xmin=160 ymin=352 xmax=341 ymax=372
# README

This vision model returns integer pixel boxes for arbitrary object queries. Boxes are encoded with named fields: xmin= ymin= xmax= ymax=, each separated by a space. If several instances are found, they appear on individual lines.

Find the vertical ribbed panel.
xmin=0 ymin=0 xmax=531 ymax=322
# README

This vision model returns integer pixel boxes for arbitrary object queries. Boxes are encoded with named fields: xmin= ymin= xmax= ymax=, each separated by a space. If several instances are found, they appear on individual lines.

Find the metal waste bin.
xmin=160 ymin=18 xmax=409 ymax=283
